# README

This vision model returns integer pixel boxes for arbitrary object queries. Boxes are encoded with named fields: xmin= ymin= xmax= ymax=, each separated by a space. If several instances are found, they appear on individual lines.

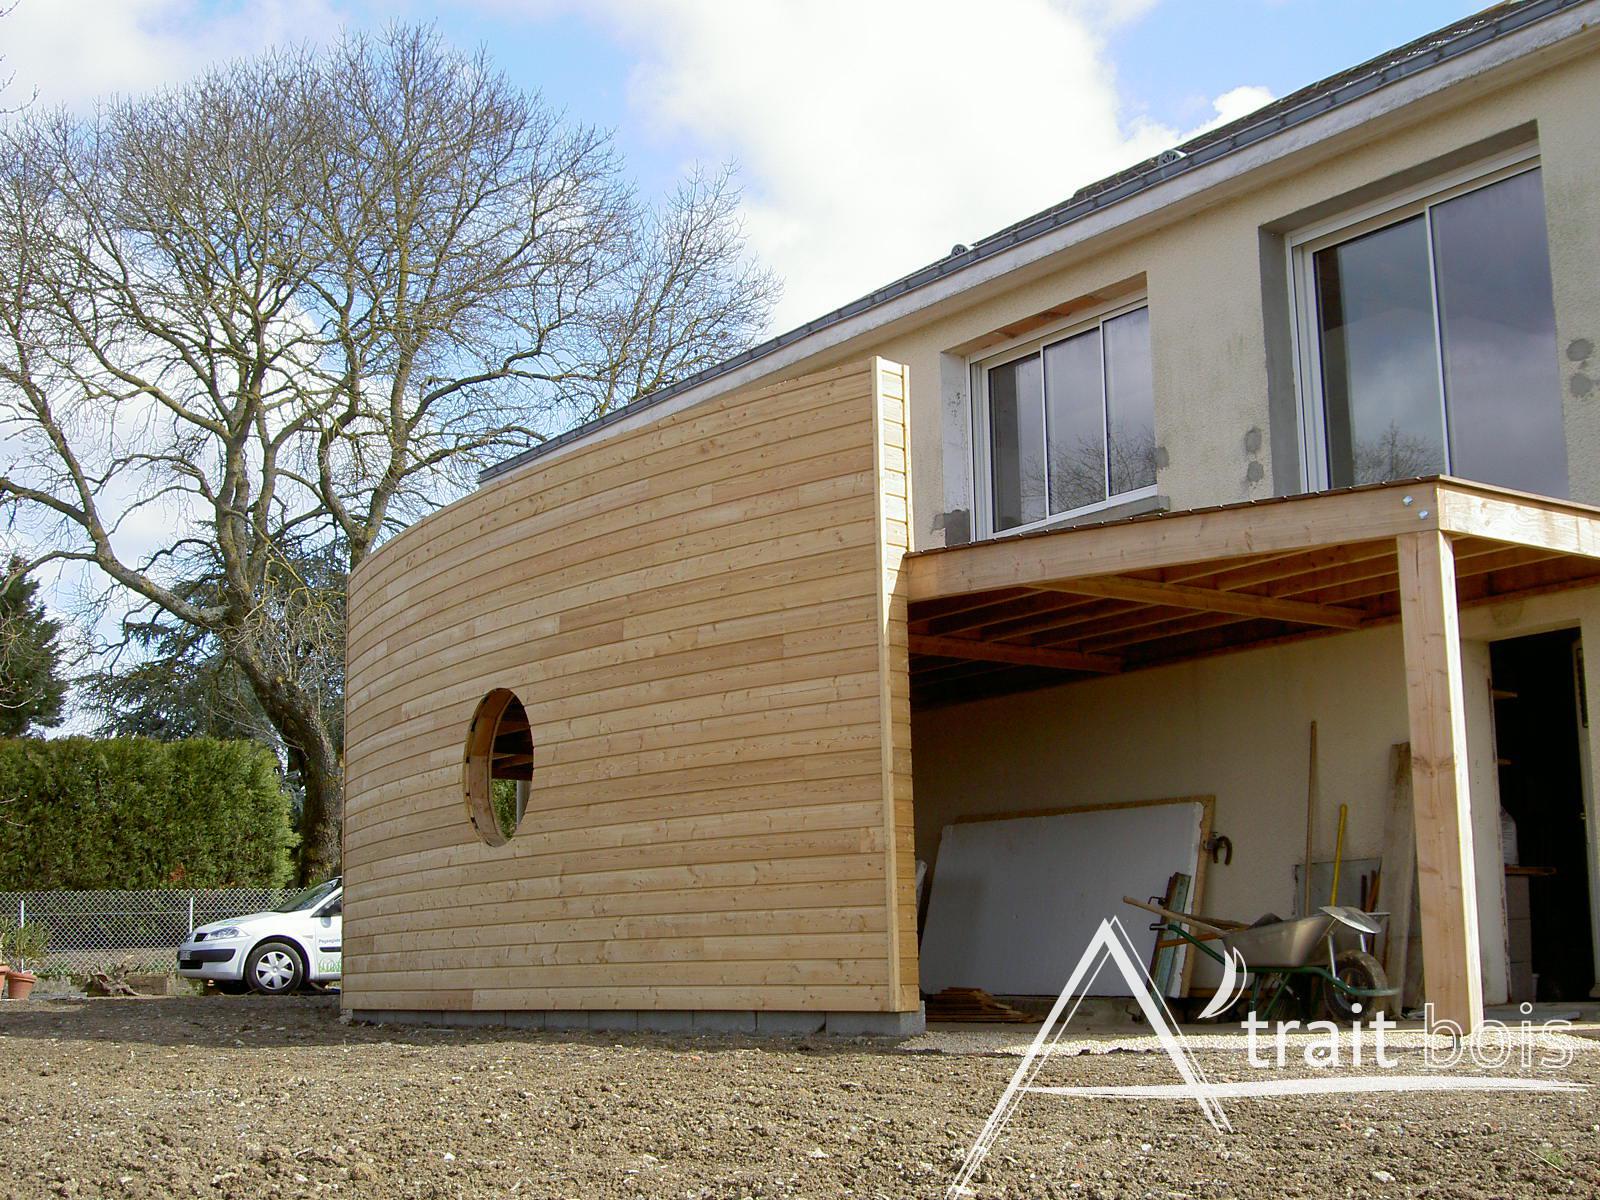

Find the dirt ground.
xmin=1 ymin=996 xmax=1598 ymax=1199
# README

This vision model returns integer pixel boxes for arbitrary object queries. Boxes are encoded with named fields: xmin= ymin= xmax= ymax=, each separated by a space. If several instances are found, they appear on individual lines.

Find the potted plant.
xmin=2 ymin=923 xmax=48 ymax=1000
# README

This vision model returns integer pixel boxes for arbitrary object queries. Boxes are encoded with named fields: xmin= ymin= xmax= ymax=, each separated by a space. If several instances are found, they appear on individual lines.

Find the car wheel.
xmin=246 ymin=940 xmax=305 ymax=995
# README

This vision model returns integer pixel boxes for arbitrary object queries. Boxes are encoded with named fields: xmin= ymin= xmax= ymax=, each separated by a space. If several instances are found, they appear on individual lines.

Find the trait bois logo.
xmin=949 ymin=915 xmax=1585 ymax=1198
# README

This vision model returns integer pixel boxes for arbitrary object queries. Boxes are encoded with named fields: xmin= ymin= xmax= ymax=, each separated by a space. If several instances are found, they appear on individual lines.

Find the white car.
xmin=177 ymin=878 xmax=343 ymax=995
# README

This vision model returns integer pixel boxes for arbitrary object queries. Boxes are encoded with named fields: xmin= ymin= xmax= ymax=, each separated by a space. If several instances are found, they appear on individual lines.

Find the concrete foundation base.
xmin=348 ymin=1006 xmax=926 ymax=1038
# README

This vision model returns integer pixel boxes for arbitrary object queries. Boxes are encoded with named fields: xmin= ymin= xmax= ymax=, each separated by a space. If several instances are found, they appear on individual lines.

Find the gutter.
xmin=481 ymin=0 xmax=1588 ymax=484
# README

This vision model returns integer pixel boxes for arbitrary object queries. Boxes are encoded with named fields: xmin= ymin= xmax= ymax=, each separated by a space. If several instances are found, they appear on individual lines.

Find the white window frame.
xmin=1287 ymin=145 xmax=1543 ymax=492
xmin=969 ymin=296 xmax=1156 ymax=539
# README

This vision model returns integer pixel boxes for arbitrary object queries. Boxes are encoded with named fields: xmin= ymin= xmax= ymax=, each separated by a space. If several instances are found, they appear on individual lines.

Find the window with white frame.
xmin=974 ymin=302 xmax=1156 ymax=536
xmin=1292 ymin=152 xmax=1566 ymax=497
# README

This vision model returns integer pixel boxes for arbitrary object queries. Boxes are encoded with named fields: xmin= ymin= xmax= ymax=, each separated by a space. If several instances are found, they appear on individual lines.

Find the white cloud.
xmin=1060 ymin=0 xmax=1164 ymax=30
xmin=5 ymin=0 xmax=1274 ymax=340
xmin=1204 ymin=84 xmax=1275 ymax=130
xmin=1 ymin=0 xmax=345 ymax=110
xmin=552 ymin=0 xmax=1267 ymax=329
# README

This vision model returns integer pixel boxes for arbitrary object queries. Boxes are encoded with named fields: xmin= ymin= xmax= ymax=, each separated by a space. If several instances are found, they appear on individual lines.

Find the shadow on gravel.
xmin=0 ymin=995 xmax=923 ymax=1056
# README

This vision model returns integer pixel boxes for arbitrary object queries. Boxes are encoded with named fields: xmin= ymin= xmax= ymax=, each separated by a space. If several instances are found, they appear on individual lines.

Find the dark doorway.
xmin=1491 ymin=630 xmax=1595 ymax=1002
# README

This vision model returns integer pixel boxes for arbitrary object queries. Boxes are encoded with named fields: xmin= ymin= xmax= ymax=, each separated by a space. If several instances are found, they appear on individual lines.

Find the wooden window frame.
xmin=463 ymin=688 xmax=532 ymax=848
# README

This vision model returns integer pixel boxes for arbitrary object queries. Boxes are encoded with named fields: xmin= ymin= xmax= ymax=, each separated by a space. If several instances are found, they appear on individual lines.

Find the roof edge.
xmin=482 ymin=0 xmax=1588 ymax=484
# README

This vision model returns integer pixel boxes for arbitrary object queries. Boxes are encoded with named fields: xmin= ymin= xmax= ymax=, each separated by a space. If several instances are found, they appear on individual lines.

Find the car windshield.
xmin=274 ymin=878 xmax=340 ymax=913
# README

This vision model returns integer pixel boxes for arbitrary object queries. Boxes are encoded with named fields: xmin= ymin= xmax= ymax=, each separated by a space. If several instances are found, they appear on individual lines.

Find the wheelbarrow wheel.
xmin=1321 ymin=949 xmax=1391 ymax=1022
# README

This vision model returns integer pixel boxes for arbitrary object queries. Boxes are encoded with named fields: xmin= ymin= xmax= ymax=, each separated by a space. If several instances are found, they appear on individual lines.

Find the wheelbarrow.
xmin=1124 ymin=896 xmax=1398 ymax=1022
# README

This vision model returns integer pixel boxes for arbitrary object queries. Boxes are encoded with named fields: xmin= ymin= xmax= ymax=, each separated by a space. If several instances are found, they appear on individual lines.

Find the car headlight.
xmin=206 ymin=927 xmax=243 ymax=940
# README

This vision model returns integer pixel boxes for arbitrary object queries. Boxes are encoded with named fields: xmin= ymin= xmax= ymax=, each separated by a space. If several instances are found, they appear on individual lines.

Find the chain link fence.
xmin=0 ymin=888 xmax=296 ymax=975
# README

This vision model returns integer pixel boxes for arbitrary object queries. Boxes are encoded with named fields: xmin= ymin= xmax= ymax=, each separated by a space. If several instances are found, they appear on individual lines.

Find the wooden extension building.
xmin=344 ymin=3 xmax=1600 ymax=1035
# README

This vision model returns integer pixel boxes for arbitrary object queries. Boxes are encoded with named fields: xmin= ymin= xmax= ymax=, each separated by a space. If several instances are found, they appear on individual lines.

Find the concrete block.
xmin=377 ymin=1009 xmax=442 ymax=1027
xmin=447 ymin=1010 xmax=508 ymax=1029
xmin=359 ymin=1005 xmax=930 ymax=1038
xmin=1504 ymin=875 xmax=1531 ymax=920
xmin=1507 ymin=917 xmax=1534 ymax=961
xmin=1509 ymin=961 xmax=1536 ymax=1003
xmin=692 ymin=1010 xmax=757 ymax=1034
xmin=544 ymin=1011 xmax=592 ymax=1031
xmin=756 ymin=1010 xmax=826 ymax=1036
xmin=825 ymin=1007 xmax=926 ymax=1038
xmin=635 ymin=1010 xmax=695 ymax=1033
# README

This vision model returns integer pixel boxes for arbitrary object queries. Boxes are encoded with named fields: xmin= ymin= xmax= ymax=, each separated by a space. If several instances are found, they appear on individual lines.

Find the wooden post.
xmin=1396 ymin=530 xmax=1483 ymax=1035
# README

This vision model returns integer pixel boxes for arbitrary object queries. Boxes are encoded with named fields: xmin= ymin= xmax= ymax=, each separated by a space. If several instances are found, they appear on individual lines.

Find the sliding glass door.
xmin=1302 ymin=164 xmax=1565 ymax=497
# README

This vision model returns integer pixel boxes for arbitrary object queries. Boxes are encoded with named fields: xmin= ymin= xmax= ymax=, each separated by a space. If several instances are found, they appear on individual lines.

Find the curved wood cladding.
xmin=342 ymin=358 xmax=917 ymax=1014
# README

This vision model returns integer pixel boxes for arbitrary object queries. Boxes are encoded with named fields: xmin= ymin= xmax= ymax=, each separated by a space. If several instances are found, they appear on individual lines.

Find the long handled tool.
xmin=1329 ymin=802 xmax=1349 ymax=906
xmin=1122 ymin=895 xmax=1247 ymax=936
xmin=1303 ymin=721 xmax=1318 ymax=915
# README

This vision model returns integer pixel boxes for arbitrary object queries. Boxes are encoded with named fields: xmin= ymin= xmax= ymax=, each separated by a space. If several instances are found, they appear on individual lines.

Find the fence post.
xmin=188 ymin=896 xmax=195 ymax=936
xmin=17 ymin=897 xmax=22 ymax=927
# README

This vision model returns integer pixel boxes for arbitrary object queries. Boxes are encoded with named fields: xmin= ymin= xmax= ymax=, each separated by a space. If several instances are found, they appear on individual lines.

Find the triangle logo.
xmin=949 ymin=916 xmax=1228 ymax=1197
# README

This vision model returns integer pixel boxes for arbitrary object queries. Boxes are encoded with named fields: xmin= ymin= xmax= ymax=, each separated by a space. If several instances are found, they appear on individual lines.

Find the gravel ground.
xmin=1 ymin=995 xmax=1598 ymax=1199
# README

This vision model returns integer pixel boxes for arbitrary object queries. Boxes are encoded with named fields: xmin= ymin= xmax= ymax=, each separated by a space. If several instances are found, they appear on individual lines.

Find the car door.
xmin=310 ymin=893 xmax=343 ymax=980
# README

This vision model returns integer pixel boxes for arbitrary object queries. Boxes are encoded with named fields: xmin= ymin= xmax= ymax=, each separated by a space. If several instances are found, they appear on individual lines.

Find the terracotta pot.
xmin=5 ymin=971 xmax=35 ymax=1001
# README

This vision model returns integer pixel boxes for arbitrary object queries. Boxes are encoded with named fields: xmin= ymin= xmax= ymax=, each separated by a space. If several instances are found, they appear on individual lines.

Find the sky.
xmin=2 ymin=0 xmax=1488 ymax=330
xmin=1 ymin=0 xmax=1488 ymax=719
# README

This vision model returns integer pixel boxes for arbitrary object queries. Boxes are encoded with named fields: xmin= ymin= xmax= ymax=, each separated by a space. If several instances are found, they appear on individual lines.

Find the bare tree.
xmin=1353 ymin=421 xmax=1443 ymax=486
xmin=0 ymin=26 xmax=778 ymax=879
xmin=0 ymin=2 xmax=36 ymax=117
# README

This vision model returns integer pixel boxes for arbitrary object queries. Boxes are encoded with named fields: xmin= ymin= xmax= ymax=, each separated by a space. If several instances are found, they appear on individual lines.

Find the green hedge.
xmin=0 ymin=737 xmax=297 ymax=889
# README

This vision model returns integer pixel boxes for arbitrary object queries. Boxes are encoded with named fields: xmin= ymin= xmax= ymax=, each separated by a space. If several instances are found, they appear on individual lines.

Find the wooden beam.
xmin=1184 ymin=540 xmax=1397 ymax=592
xmin=906 ymin=481 xmax=1440 ymax=602
xmin=908 ymin=633 xmax=1120 ymax=674
xmin=907 ymin=587 xmax=1035 ymax=628
xmin=918 ymin=590 xmax=1104 ymax=639
xmin=953 ymin=594 xmax=1130 ymax=642
xmin=1070 ymin=543 xmax=1431 ymax=646
xmin=1396 ymin=529 xmax=1483 ymax=1035
xmin=1077 ymin=609 xmax=1244 ymax=655
xmin=1037 ymin=575 xmax=1366 ymax=629
xmin=1437 ymin=480 xmax=1600 ymax=559
xmin=947 ymin=552 xmax=1313 ymax=641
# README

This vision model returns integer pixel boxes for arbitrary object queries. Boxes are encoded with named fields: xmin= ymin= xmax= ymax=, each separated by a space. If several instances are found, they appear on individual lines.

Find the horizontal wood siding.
xmin=342 ymin=358 xmax=917 ymax=1013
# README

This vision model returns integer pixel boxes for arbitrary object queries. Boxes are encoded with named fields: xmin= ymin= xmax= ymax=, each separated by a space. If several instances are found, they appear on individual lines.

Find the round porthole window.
xmin=463 ymin=688 xmax=533 ymax=846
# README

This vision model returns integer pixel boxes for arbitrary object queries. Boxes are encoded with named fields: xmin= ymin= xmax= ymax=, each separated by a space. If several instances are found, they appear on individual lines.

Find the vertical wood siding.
xmin=341 ymin=358 xmax=916 ymax=1013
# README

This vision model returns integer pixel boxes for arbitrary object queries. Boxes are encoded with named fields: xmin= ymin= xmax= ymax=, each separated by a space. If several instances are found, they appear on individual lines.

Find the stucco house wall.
xmin=854 ymin=24 xmax=1600 ymax=544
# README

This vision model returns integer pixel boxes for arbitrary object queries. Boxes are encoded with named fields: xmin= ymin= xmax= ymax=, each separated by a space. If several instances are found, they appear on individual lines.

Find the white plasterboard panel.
xmin=919 ymin=800 xmax=1206 ymax=997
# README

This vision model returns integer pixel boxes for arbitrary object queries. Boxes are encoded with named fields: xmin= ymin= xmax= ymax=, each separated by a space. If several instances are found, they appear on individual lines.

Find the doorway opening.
xmin=1490 ymin=629 xmax=1595 ymax=1002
